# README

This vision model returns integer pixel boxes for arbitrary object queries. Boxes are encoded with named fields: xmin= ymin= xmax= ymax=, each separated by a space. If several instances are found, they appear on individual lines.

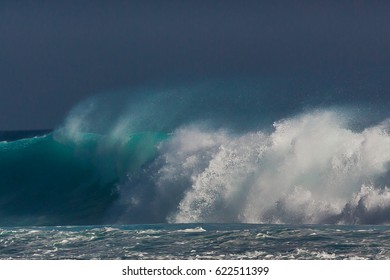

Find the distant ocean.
xmin=1 ymin=81 xmax=390 ymax=259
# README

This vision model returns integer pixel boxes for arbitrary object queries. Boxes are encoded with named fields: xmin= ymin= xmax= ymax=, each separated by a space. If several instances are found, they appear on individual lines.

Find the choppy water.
xmin=1 ymin=224 xmax=389 ymax=260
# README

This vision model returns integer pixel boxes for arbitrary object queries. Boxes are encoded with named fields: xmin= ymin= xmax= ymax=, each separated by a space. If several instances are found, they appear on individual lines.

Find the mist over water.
xmin=107 ymin=110 xmax=390 ymax=225
xmin=2 ymin=80 xmax=390 ymax=225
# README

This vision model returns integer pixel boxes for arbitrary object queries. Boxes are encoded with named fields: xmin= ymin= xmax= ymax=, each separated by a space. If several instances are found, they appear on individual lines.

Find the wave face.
xmin=0 ymin=131 xmax=166 ymax=225
xmin=2 ymin=81 xmax=390 ymax=225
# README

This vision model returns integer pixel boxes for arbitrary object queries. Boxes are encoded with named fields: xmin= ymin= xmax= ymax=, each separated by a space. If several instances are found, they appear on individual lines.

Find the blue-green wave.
xmin=0 ymin=131 xmax=167 ymax=225
xmin=2 ymin=81 xmax=390 ymax=226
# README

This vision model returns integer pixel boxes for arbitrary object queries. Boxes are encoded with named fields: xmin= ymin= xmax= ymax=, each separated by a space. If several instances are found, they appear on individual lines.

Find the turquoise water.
xmin=0 ymin=131 xmax=167 ymax=225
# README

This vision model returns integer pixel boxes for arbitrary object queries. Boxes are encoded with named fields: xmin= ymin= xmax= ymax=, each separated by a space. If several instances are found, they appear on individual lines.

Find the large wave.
xmin=1 ymin=82 xmax=390 ymax=225
xmin=108 ymin=110 xmax=390 ymax=225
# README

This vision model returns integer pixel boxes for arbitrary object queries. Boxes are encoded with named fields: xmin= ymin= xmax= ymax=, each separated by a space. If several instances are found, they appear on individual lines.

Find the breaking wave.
xmin=111 ymin=110 xmax=390 ymax=225
xmin=1 ymin=82 xmax=390 ymax=225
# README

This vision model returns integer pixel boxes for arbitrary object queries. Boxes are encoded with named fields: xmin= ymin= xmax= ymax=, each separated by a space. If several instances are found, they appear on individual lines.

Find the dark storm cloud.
xmin=0 ymin=1 xmax=389 ymax=130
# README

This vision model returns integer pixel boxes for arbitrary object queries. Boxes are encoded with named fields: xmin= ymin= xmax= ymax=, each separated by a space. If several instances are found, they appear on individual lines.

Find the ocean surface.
xmin=1 ymin=81 xmax=390 ymax=259
xmin=1 ymin=224 xmax=389 ymax=260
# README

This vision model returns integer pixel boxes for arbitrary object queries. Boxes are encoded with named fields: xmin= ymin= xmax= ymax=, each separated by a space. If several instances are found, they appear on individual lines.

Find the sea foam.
xmin=110 ymin=109 xmax=390 ymax=224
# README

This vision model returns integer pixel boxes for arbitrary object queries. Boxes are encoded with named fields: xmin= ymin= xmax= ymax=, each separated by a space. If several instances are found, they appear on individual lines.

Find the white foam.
xmin=176 ymin=227 xmax=206 ymax=233
xmin=102 ymin=227 xmax=119 ymax=232
xmin=136 ymin=229 xmax=162 ymax=235
xmin=154 ymin=110 xmax=390 ymax=224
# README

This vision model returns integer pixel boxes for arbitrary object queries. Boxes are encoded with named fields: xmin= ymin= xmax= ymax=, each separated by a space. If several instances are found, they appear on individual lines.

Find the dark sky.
xmin=0 ymin=1 xmax=389 ymax=130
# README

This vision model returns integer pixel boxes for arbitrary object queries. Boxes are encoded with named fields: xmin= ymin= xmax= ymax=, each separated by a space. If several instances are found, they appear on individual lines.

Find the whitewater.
xmin=2 ymin=82 xmax=390 ymax=226
xmin=2 ymin=82 xmax=390 ymax=259
xmin=2 ymin=224 xmax=390 ymax=260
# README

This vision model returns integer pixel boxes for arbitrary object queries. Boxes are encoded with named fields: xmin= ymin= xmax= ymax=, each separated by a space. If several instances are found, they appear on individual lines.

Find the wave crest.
xmin=114 ymin=109 xmax=390 ymax=225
